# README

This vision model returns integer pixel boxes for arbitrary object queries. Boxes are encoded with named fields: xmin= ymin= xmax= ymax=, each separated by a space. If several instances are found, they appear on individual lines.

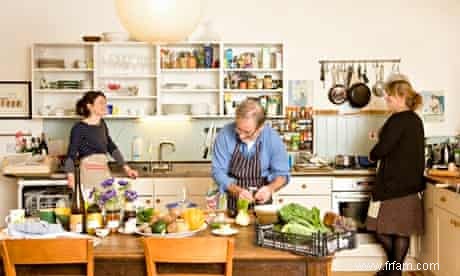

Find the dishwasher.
xmin=18 ymin=178 xmax=72 ymax=216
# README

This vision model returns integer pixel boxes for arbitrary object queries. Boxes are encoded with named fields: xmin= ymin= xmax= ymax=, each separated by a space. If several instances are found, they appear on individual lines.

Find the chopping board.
xmin=1 ymin=153 xmax=57 ymax=177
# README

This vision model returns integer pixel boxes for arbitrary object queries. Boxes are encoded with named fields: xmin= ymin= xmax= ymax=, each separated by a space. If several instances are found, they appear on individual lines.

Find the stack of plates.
xmin=57 ymin=80 xmax=80 ymax=89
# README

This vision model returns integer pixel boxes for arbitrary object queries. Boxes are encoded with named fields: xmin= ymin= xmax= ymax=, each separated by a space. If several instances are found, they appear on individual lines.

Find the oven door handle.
xmin=334 ymin=194 xmax=371 ymax=200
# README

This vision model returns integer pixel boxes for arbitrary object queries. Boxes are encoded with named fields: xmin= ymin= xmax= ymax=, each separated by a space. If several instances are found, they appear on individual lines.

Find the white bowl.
xmin=95 ymin=228 xmax=110 ymax=238
xmin=102 ymin=32 xmax=131 ymax=42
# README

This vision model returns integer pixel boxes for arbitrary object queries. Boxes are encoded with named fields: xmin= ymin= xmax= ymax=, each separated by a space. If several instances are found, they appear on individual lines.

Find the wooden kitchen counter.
xmin=425 ymin=174 xmax=460 ymax=185
xmin=0 ymin=226 xmax=334 ymax=276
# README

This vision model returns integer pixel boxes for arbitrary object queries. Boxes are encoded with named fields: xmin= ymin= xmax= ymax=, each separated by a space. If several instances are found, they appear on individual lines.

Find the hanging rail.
xmin=319 ymin=58 xmax=401 ymax=64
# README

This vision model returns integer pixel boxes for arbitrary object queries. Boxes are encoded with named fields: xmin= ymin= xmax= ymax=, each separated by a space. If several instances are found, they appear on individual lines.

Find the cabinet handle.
xmin=278 ymin=198 xmax=284 ymax=204
xmin=146 ymin=200 xmax=151 ymax=204
xmin=301 ymin=184 xmax=307 ymax=189
xmin=440 ymin=196 xmax=447 ymax=203
xmin=156 ymin=199 xmax=161 ymax=204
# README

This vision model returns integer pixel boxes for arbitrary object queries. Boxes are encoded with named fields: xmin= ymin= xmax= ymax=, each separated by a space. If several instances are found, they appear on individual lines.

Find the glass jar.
xmin=256 ymin=78 xmax=264 ymax=89
xmin=86 ymin=204 xmax=103 ymax=236
xmin=263 ymin=75 xmax=272 ymax=89
xmin=239 ymin=80 xmax=248 ymax=89
xmin=105 ymin=209 xmax=121 ymax=233
xmin=248 ymin=77 xmax=257 ymax=89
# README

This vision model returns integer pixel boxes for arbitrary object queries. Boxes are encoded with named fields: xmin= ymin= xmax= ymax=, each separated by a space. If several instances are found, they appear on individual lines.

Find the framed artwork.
xmin=421 ymin=90 xmax=445 ymax=122
xmin=0 ymin=81 xmax=32 ymax=119
xmin=288 ymin=80 xmax=313 ymax=107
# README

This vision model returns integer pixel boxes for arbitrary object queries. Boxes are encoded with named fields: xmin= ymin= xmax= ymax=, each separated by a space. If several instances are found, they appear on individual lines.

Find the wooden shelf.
xmin=224 ymin=68 xmax=282 ymax=72
xmin=34 ymin=115 xmax=142 ymax=119
xmin=160 ymin=68 xmax=219 ymax=73
xmin=106 ymin=96 xmax=157 ymax=100
xmin=98 ymin=74 xmax=157 ymax=79
xmin=161 ymin=89 xmax=219 ymax=93
xmin=35 ymin=89 xmax=91 ymax=93
xmin=224 ymin=89 xmax=282 ymax=93
xmin=33 ymin=68 xmax=93 ymax=72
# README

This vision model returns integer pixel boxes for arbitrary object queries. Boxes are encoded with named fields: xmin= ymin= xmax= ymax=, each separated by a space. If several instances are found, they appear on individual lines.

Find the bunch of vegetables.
xmin=273 ymin=203 xmax=357 ymax=236
xmin=276 ymin=203 xmax=331 ymax=235
xmin=235 ymin=199 xmax=251 ymax=226
xmin=137 ymin=207 xmax=205 ymax=235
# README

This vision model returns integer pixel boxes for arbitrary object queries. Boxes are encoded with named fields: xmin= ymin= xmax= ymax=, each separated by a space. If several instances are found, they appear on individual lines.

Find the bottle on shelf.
xmin=39 ymin=133 xmax=49 ymax=155
xmin=70 ymin=160 xmax=86 ymax=233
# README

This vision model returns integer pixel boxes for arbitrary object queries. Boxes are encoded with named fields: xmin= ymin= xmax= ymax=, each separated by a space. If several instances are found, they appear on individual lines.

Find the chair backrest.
xmin=143 ymin=237 xmax=234 ymax=276
xmin=1 ymin=239 xmax=93 ymax=276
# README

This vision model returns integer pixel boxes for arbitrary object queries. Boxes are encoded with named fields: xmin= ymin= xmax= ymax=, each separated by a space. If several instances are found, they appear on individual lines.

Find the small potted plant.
xmin=90 ymin=178 xmax=138 ymax=233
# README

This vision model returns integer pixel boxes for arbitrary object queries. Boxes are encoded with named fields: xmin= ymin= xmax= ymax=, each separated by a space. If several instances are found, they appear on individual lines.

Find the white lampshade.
xmin=115 ymin=0 xmax=204 ymax=43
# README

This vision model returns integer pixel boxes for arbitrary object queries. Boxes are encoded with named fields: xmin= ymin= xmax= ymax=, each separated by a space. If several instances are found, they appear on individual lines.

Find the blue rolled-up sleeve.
xmin=211 ymin=130 xmax=236 ymax=192
xmin=266 ymin=131 xmax=290 ymax=185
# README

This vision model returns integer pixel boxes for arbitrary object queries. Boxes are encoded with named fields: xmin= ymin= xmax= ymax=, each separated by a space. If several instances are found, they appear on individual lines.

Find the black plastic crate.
xmin=255 ymin=224 xmax=357 ymax=257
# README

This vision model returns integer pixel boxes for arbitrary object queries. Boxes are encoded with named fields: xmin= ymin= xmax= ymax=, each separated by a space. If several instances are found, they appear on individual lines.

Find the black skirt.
xmin=366 ymin=193 xmax=424 ymax=236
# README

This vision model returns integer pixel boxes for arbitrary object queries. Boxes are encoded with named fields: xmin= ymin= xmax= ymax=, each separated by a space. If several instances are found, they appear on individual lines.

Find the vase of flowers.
xmin=89 ymin=178 xmax=138 ymax=233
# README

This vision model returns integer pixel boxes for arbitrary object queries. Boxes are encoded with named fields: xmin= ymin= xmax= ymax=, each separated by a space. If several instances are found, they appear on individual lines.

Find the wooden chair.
xmin=1 ymin=238 xmax=94 ymax=276
xmin=143 ymin=237 xmax=234 ymax=276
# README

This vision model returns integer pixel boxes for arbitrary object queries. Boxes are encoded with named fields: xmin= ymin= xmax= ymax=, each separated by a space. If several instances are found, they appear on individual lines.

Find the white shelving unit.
xmin=31 ymin=42 xmax=285 ymax=119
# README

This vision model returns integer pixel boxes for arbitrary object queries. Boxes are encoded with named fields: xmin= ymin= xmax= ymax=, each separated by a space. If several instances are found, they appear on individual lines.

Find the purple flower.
xmin=100 ymin=178 xmax=114 ymax=188
xmin=101 ymin=189 xmax=117 ymax=202
xmin=124 ymin=190 xmax=138 ymax=202
xmin=118 ymin=179 xmax=129 ymax=186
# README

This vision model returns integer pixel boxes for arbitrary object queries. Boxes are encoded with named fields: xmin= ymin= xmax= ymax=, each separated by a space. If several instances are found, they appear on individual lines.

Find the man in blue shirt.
xmin=212 ymin=99 xmax=290 ymax=212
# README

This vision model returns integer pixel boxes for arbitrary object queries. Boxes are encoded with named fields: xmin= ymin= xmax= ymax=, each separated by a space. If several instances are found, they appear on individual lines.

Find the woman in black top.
xmin=65 ymin=91 xmax=138 ymax=189
xmin=366 ymin=74 xmax=425 ymax=276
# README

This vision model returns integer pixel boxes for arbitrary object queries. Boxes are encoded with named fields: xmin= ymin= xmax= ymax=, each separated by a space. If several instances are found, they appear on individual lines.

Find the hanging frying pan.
xmin=346 ymin=65 xmax=371 ymax=108
xmin=347 ymin=82 xmax=371 ymax=108
xmin=328 ymin=65 xmax=347 ymax=105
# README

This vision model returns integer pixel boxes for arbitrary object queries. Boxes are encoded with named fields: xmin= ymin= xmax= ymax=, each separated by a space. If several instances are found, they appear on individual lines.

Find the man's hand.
xmin=254 ymin=186 xmax=273 ymax=204
xmin=238 ymin=188 xmax=254 ymax=202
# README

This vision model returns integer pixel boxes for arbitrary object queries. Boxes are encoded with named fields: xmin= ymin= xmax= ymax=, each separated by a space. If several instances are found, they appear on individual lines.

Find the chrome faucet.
xmin=155 ymin=141 xmax=175 ymax=171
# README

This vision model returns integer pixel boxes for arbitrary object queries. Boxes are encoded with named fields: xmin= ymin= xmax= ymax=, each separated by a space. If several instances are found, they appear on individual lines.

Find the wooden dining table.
xmin=0 ymin=226 xmax=334 ymax=276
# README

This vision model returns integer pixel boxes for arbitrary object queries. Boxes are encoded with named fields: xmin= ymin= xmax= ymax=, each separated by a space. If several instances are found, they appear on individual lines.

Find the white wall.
xmin=0 ymin=0 xmax=459 ymax=220
xmin=0 ymin=0 xmax=458 ymax=133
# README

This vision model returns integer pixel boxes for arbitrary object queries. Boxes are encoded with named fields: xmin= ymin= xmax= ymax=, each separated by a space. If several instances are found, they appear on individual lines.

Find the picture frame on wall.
xmin=0 ymin=81 xmax=32 ymax=119
xmin=421 ymin=90 xmax=445 ymax=122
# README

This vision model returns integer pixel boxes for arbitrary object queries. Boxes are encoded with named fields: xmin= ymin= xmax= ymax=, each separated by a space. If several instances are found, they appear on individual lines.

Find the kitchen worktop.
xmin=0 ymin=226 xmax=333 ymax=276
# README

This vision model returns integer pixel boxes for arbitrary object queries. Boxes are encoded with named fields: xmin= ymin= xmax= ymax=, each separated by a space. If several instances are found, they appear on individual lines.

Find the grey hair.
xmin=235 ymin=98 xmax=266 ymax=127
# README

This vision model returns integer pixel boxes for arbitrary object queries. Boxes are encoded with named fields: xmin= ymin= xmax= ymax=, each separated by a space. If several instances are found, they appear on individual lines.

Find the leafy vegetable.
xmin=279 ymin=203 xmax=330 ymax=234
xmin=237 ymin=198 xmax=250 ymax=212
xmin=281 ymin=222 xmax=317 ymax=236
xmin=236 ymin=199 xmax=250 ymax=226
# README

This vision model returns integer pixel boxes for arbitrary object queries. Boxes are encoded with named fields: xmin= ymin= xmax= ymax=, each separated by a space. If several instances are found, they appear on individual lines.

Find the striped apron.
xmin=227 ymin=142 xmax=269 ymax=212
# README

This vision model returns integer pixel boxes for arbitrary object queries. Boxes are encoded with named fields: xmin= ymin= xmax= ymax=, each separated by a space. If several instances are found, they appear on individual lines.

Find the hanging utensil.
xmin=357 ymin=64 xmax=362 ymax=80
xmin=328 ymin=64 xmax=347 ymax=105
xmin=372 ymin=63 xmax=385 ymax=97
xmin=320 ymin=62 xmax=325 ymax=88
xmin=346 ymin=64 xmax=353 ymax=89
xmin=362 ymin=63 xmax=369 ymax=83
xmin=347 ymin=64 xmax=371 ymax=108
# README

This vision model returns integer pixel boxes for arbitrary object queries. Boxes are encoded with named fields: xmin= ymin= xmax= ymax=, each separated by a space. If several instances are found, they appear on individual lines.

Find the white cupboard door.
xmin=275 ymin=196 xmax=332 ymax=213
xmin=436 ymin=207 xmax=459 ymax=276
xmin=418 ymin=185 xmax=436 ymax=265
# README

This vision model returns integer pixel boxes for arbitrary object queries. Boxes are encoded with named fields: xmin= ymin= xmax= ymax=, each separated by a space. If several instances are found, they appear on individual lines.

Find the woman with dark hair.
xmin=65 ymin=91 xmax=138 ymax=190
xmin=366 ymin=74 xmax=425 ymax=276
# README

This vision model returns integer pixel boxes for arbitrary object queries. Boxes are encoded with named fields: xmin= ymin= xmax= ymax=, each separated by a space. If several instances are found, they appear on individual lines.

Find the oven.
xmin=332 ymin=177 xmax=376 ymax=245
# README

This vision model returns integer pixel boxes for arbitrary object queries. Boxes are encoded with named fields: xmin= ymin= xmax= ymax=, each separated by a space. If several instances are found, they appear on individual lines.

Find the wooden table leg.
xmin=305 ymin=256 xmax=334 ymax=276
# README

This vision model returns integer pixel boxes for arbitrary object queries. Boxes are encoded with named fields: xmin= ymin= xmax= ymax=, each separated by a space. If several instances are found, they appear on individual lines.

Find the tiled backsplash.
xmin=43 ymin=115 xmax=388 ymax=161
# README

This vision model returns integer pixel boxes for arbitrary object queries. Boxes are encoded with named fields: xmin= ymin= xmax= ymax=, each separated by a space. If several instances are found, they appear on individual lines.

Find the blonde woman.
xmin=367 ymin=74 xmax=425 ymax=276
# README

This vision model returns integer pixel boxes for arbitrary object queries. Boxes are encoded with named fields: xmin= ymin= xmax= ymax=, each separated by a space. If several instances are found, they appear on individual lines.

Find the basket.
xmin=255 ymin=224 xmax=357 ymax=257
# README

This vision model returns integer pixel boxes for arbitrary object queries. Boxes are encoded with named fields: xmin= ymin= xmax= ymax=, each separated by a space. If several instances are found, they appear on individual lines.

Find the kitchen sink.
xmin=110 ymin=162 xmax=211 ymax=178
